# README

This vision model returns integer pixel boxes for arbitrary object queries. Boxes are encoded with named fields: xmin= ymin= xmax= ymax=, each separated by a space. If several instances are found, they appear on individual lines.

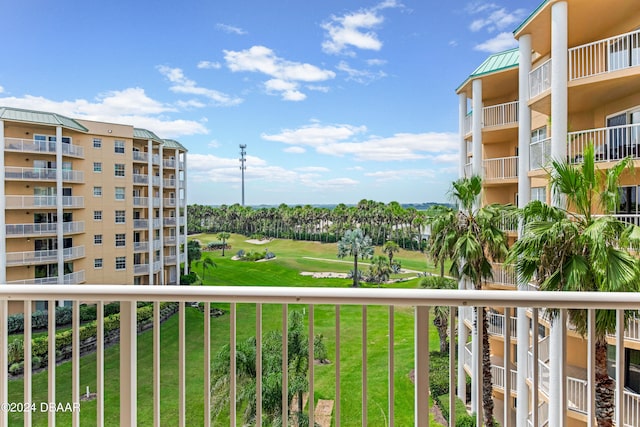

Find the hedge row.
xmin=8 ymin=302 xmax=177 ymax=368
xmin=7 ymin=302 xmax=123 ymax=335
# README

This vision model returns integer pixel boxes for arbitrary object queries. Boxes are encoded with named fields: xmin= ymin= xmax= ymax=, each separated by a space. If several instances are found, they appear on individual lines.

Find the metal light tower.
xmin=239 ymin=144 xmax=247 ymax=206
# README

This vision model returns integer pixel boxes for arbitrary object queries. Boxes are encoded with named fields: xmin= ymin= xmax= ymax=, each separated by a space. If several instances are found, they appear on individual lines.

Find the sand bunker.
xmin=300 ymin=272 xmax=349 ymax=279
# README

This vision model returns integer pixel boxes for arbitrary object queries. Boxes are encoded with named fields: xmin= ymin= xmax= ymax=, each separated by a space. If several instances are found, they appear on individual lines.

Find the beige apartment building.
xmin=456 ymin=0 xmax=640 ymax=425
xmin=0 ymin=107 xmax=188 ymax=313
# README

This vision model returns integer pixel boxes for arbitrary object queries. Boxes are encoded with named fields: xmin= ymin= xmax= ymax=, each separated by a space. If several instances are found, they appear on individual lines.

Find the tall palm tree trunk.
xmin=481 ymin=306 xmax=495 ymax=427
xmin=595 ymin=340 xmax=615 ymax=427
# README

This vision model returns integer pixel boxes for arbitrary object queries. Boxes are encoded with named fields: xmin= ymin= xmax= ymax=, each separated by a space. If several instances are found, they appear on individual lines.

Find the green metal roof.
xmin=0 ymin=106 xmax=88 ymax=132
xmin=162 ymin=139 xmax=187 ymax=152
xmin=133 ymin=128 xmax=164 ymax=143
xmin=513 ymin=0 xmax=548 ymax=36
xmin=456 ymin=48 xmax=519 ymax=93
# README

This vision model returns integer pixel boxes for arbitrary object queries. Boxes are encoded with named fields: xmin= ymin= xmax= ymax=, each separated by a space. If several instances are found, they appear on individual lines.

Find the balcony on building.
xmin=4 ymin=167 xmax=84 ymax=183
xmin=6 ymin=221 xmax=84 ymax=238
xmin=5 ymin=196 xmax=84 ymax=209
xmin=4 ymin=137 xmax=84 ymax=158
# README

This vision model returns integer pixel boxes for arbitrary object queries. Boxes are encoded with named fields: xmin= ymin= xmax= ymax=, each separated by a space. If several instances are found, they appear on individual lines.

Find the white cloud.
xmin=262 ymin=123 xmax=367 ymax=147
xmin=365 ymin=169 xmax=436 ymax=181
xmin=468 ymin=6 xmax=528 ymax=33
xmin=0 ymin=86 xmax=4 ymax=94
xmin=336 ymin=61 xmax=386 ymax=84
xmin=295 ymin=166 xmax=330 ymax=173
xmin=158 ymin=65 xmax=242 ymax=106
xmin=208 ymin=139 xmax=221 ymax=148
xmin=224 ymin=45 xmax=335 ymax=101
xmin=0 ymin=89 xmax=208 ymax=138
xmin=284 ymin=146 xmax=306 ymax=154
xmin=474 ymin=32 xmax=517 ymax=53
xmin=197 ymin=61 xmax=221 ymax=69
xmin=366 ymin=59 xmax=387 ymax=66
xmin=321 ymin=0 xmax=402 ymax=55
xmin=216 ymin=23 xmax=247 ymax=35
xmin=176 ymin=99 xmax=206 ymax=109
xmin=263 ymin=122 xmax=458 ymax=162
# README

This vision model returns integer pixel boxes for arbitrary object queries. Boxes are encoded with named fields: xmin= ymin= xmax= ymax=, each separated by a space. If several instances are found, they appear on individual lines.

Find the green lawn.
xmin=9 ymin=234 xmax=447 ymax=426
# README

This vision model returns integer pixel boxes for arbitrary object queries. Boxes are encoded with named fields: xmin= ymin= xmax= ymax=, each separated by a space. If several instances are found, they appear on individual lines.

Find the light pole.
xmin=239 ymin=144 xmax=247 ymax=206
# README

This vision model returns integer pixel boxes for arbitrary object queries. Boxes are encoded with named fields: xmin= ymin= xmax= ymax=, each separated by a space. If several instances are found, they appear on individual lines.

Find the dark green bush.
xmin=429 ymin=351 xmax=451 ymax=397
xmin=180 ymin=272 xmax=199 ymax=285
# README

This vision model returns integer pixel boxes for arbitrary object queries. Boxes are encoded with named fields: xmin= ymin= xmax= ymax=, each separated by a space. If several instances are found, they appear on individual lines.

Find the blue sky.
xmin=1 ymin=0 xmax=541 ymax=206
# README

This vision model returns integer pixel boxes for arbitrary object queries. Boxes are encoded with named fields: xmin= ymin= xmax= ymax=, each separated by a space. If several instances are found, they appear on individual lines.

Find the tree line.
xmin=187 ymin=200 xmax=437 ymax=250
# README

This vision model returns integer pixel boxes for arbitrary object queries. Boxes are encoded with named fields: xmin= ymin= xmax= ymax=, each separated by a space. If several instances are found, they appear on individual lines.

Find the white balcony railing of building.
xmin=133 ymin=197 xmax=148 ymax=207
xmin=483 ymin=101 xmax=519 ymax=128
xmin=163 ymin=158 xmax=176 ymax=168
xmin=529 ymin=137 xmax=552 ymax=170
xmin=529 ymin=59 xmax=552 ymax=99
xmin=464 ymin=112 xmax=472 ymax=135
xmin=133 ymin=174 xmax=149 ymax=185
xmin=164 ymin=217 xmax=177 ymax=226
xmin=568 ymin=123 xmax=640 ymax=164
xmin=483 ymin=156 xmax=518 ymax=181
xmin=487 ymin=312 xmax=518 ymax=339
xmin=134 ymin=264 xmax=150 ymax=275
xmin=5 ymin=167 xmax=84 ymax=183
xmin=6 ymin=246 xmax=85 ymax=266
xmin=6 ymin=221 xmax=84 ymax=237
xmin=133 ymin=151 xmax=148 ymax=162
xmin=0 ymin=288 xmax=638 ymax=426
xmin=4 ymin=137 xmax=84 ymax=158
xmin=164 ymin=178 xmax=176 ymax=188
xmin=6 ymin=270 xmax=85 ymax=285
xmin=133 ymin=219 xmax=148 ymax=229
xmin=489 ymin=262 xmax=517 ymax=288
xmin=569 ymin=28 xmax=640 ymax=81
xmin=164 ymin=198 xmax=177 ymax=207
xmin=133 ymin=242 xmax=149 ymax=252
xmin=464 ymin=162 xmax=473 ymax=177
xmin=5 ymin=196 xmax=84 ymax=209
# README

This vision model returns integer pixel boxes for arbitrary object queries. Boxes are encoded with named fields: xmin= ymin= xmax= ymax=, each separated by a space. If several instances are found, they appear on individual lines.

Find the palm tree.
xmin=337 ymin=229 xmax=374 ymax=287
xmin=433 ymin=175 xmax=511 ymax=427
xmin=382 ymin=240 xmax=400 ymax=265
xmin=419 ymin=275 xmax=457 ymax=353
xmin=186 ymin=240 xmax=202 ymax=271
xmin=366 ymin=255 xmax=393 ymax=285
xmin=425 ymin=204 xmax=458 ymax=277
xmin=195 ymin=256 xmax=217 ymax=282
xmin=507 ymin=145 xmax=640 ymax=427
xmin=217 ymin=232 xmax=231 ymax=256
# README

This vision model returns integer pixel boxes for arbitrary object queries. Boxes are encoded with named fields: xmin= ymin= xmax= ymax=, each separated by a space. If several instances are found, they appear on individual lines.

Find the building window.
xmin=115 ymin=233 xmax=126 ymax=247
xmin=94 ymin=234 xmax=103 ymax=245
xmin=115 ymin=256 xmax=126 ymax=270
xmin=94 ymin=258 xmax=103 ymax=269
xmin=115 ymin=210 xmax=125 ymax=224
xmin=93 ymin=138 xmax=102 ymax=148
xmin=114 ymin=140 xmax=125 ymax=154
xmin=114 ymin=164 xmax=125 ymax=177
xmin=93 ymin=186 xmax=102 ymax=197
xmin=531 ymin=187 xmax=546 ymax=203
xmin=115 ymin=187 xmax=125 ymax=200
xmin=94 ymin=210 xmax=103 ymax=221
xmin=93 ymin=162 xmax=102 ymax=173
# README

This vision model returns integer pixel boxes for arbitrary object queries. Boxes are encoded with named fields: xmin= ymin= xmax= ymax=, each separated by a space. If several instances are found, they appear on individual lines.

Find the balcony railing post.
xmin=120 ymin=301 xmax=137 ymax=426
xmin=449 ymin=307 xmax=456 ymax=427
xmin=616 ymin=309 xmax=626 ymax=426
xmin=414 ymin=305 xmax=429 ymax=427
xmin=0 ymin=300 xmax=7 ymax=427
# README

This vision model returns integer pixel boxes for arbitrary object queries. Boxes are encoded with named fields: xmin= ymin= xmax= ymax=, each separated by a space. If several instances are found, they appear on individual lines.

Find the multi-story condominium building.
xmin=456 ymin=0 xmax=640 ymax=425
xmin=0 ymin=107 xmax=188 ymax=313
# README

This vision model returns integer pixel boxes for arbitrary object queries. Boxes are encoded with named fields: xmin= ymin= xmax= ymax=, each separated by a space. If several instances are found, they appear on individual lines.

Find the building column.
xmin=471 ymin=79 xmax=483 ymax=178
xmin=182 ymin=152 xmax=188 ymax=275
xmin=0 ymin=121 xmax=5 ymax=283
xmin=457 ymin=279 xmax=469 ymax=404
xmin=56 ymin=126 xmax=64 ymax=285
xmin=516 ymin=32 xmax=533 ymax=427
xmin=174 ymin=149 xmax=180 ymax=283
xmin=159 ymin=144 xmax=164 ymax=285
xmin=459 ymin=93 xmax=468 ymax=177
xmin=147 ymin=140 xmax=154 ymax=285
xmin=549 ymin=2 xmax=568 ymax=426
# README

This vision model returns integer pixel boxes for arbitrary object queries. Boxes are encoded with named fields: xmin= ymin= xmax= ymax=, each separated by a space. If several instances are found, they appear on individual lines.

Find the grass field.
xmin=8 ymin=234 xmax=447 ymax=426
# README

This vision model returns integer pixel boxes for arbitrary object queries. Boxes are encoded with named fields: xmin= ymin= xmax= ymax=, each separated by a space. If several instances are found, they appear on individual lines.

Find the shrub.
xmin=419 ymin=275 xmax=456 ymax=290
xmin=180 ymin=272 xmax=199 ymax=285
xmin=7 ymin=313 xmax=24 ymax=335
xmin=429 ymin=351 xmax=451 ymax=397
xmin=264 ymin=251 xmax=276 ymax=260
xmin=9 ymin=362 xmax=23 ymax=376
xmin=80 ymin=304 xmax=97 ymax=322
xmin=236 ymin=249 xmax=245 ymax=258
xmin=8 ymin=339 xmax=23 ymax=365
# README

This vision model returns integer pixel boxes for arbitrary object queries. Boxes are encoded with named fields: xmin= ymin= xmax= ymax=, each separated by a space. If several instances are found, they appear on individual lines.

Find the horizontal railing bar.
xmin=1 ymin=285 xmax=640 ymax=309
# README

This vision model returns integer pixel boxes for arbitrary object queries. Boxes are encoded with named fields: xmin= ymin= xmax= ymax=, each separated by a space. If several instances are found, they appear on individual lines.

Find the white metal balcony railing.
xmin=0 ymin=288 xmax=637 ymax=426
xmin=4 ymin=138 xmax=84 ymax=158
xmin=164 ymin=217 xmax=177 ymax=226
xmin=528 ymin=401 xmax=549 ymax=427
xmin=152 ymin=176 xmax=161 ymax=187
xmin=464 ymin=162 xmax=473 ymax=177
xmin=134 ymin=264 xmax=150 ymax=275
xmin=153 ymin=218 xmax=162 ymax=228
xmin=5 ymin=196 xmax=84 ymax=209
xmin=163 ymin=159 xmax=176 ymax=168
xmin=569 ymin=28 xmax=640 ymax=81
xmin=133 ymin=219 xmax=148 ymax=229
xmin=529 ymin=59 xmax=552 ymax=99
xmin=164 ymin=198 xmax=177 ymax=207
xmin=134 ymin=242 xmax=149 ymax=252
xmin=489 ymin=262 xmax=517 ymax=287
xmin=133 ymin=197 xmax=148 ymax=207
xmin=483 ymin=156 xmax=518 ymax=181
xmin=568 ymin=123 xmax=640 ymax=164
xmin=6 ymin=246 xmax=85 ymax=266
xmin=464 ymin=113 xmax=472 ymax=135
xmin=133 ymin=174 xmax=149 ymax=185
xmin=5 ymin=270 xmax=85 ymax=285
xmin=153 ymin=198 xmax=161 ymax=208
xmin=483 ymin=101 xmax=519 ymax=128
xmin=164 ymin=178 xmax=176 ymax=188
xmin=529 ymin=137 xmax=552 ymax=170
xmin=164 ymin=255 xmax=177 ymax=265
xmin=487 ymin=312 xmax=518 ymax=339
xmin=5 ymin=221 xmax=85 ymax=237
xmin=5 ymin=167 xmax=84 ymax=183
xmin=132 ymin=151 xmax=148 ymax=162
